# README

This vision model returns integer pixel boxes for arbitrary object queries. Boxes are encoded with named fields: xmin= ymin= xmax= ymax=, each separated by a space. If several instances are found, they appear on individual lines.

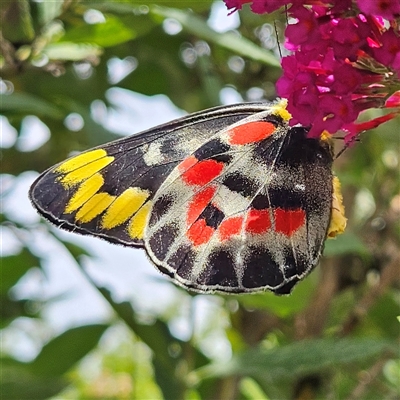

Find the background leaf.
xmin=196 ymin=338 xmax=396 ymax=380
xmin=151 ymin=6 xmax=281 ymax=67
xmin=1 ymin=93 xmax=64 ymax=119
xmin=43 ymin=42 xmax=103 ymax=61
xmin=60 ymin=15 xmax=136 ymax=47
xmin=1 ymin=358 xmax=66 ymax=400
xmin=29 ymin=324 xmax=109 ymax=377
xmin=1 ymin=248 xmax=40 ymax=294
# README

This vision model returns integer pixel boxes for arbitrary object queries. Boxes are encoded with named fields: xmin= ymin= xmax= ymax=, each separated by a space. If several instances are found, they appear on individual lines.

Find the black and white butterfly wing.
xmin=144 ymin=113 xmax=333 ymax=294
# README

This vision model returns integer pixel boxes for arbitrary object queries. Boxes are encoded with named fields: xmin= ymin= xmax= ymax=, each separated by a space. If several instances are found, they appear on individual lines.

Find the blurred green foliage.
xmin=1 ymin=1 xmax=399 ymax=399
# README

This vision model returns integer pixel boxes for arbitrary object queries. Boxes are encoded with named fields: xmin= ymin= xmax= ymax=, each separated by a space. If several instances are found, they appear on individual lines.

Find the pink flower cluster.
xmin=224 ymin=0 xmax=400 ymax=139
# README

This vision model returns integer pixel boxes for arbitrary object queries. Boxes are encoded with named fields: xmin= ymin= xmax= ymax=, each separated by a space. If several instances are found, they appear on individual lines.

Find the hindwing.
xmin=144 ymin=113 xmax=333 ymax=294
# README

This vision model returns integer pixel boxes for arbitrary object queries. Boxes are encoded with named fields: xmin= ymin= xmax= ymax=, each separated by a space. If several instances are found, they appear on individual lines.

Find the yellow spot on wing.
xmin=65 ymin=173 xmax=104 ymax=213
xmin=101 ymin=187 xmax=150 ymax=229
xmin=56 ymin=149 xmax=110 ymax=173
xmin=128 ymin=201 xmax=152 ymax=239
xmin=75 ymin=192 xmax=115 ymax=223
xmin=60 ymin=156 xmax=114 ymax=187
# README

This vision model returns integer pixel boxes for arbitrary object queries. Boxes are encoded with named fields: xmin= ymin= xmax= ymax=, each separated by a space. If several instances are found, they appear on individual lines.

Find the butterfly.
xmin=29 ymin=99 xmax=343 ymax=295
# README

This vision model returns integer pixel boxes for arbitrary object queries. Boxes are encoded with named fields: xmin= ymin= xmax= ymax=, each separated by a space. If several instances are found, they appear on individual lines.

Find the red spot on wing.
xmin=178 ymin=155 xmax=197 ymax=173
xmin=187 ymin=186 xmax=216 ymax=225
xmin=274 ymin=208 xmax=306 ymax=236
xmin=246 ymin=209 xmax=271 ymax=234
xmin=227 ymin=121 xmax=276 ymax=145
xmin=218 ymin=216 xmax=244 ymax=241
xmin=187 ymin=219 xmax=214 ymax=246
xmin=180 ymin=157 xmax=224 ymax=186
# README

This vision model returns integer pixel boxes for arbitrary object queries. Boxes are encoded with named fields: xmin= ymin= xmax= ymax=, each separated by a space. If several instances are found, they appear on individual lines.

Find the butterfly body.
xmin=30 ymin=101 xmax=334 ymax=294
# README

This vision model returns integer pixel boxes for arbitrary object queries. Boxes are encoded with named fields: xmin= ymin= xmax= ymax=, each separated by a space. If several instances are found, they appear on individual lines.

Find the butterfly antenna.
xmin=334 ymin=137 xmax=361 ymax=159
xmin=333 ymin=129 xmax=364 ymax=159
xmin=334 ymin=146 xmax=348 ymax=159
xmin=285 ymin=4 xmax=289 ymax=24
xmin=274 ymin=20 xmax=283 ymax=59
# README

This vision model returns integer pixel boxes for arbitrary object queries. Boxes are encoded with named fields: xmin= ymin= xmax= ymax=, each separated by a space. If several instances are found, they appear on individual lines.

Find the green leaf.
xmin=116 ymin=26 xmax=199 ymax=109
xmin=241 ymin=377 xmax=270 ymax=400
xmin=42 ymin=42 xmax=103 ymax=61
xmin=0 ymin=248 xmax=40 ymax=293
xmin=97 ymin=287 xmax=177 ymax=367
xmin=97 ymin=286 xmax=216 ymax=400
xmin=236 ymin=275 xmax=314 ymax=317
xmin=84 ymin=0 xmax=214 ymax=13
xmin=196 ymin=54 xmax=224 ymax=107
xmin=61 ymin=15 xmax=136 ymax=47
xmin=359 ymin=292 xmax=400 ymax=339
xmin=151 ymin=6 xmax=281 ymax=67
xmin=195 ymin=338 xmax=396 ymax=382
xmin=0 ymin=296 xmax=39 ymax=328
xmin=96 ymin=287 xmax=188 ymax=399
xmin=35 ymin=0 xmax=64 ymax=25
xmin=324 ymin=232 xmax=370 ymax=257
xmin=0 ymin=358 xmax=66 ymax=400
xmin=2 ymin=0 xmax=35 ymax=43
xmin=29 ymin=324 xmax=109 ymax=377
xmin=0 ymin=93 xmax=64 ymax=119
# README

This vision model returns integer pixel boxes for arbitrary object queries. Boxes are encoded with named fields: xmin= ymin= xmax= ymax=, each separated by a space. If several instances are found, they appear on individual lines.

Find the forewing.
xmin=145 ymin=115 xmax=333 ymax=294
xmin=29 ymin=103 xmax=271 ymax=246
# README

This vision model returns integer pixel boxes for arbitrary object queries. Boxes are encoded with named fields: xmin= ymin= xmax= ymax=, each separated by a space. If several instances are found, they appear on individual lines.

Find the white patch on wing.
xmin=143 ymin=141 xmax=164 ymax=166
xmin=213 ymin=185 xmax=249 ymax=216
xmin=175 ymin=136 xmax=206 ymax=154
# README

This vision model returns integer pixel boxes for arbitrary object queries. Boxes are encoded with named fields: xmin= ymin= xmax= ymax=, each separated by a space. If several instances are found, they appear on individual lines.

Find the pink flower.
xmin=374 ymin=28 xmax=400 ymax=72
xmin=285 ymin=8 xmax=320 ymax=46
xmin=223 ymin=0 xmax=289 ymax=13
xmin=250 ymin=0 xmax=290 ymax=14
xmin=331 ymin=18 xmax=371 ymax=61
xmin=308 ymin=94 xmax=358 ymax=137
xmin=224 ymin=0 xmax=400 ymax=138
xmin=286 ymin=86 xmax=320 ymax=126
xmin=385 ymin=90 xmax=400 ymax=108
xmin=330 ymin=64 xmax=364 ymax=94
xmin=344 ymin=112 xmax=399 ymax=144
xmin=357 ymin=0 xmax=400 ymax=20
